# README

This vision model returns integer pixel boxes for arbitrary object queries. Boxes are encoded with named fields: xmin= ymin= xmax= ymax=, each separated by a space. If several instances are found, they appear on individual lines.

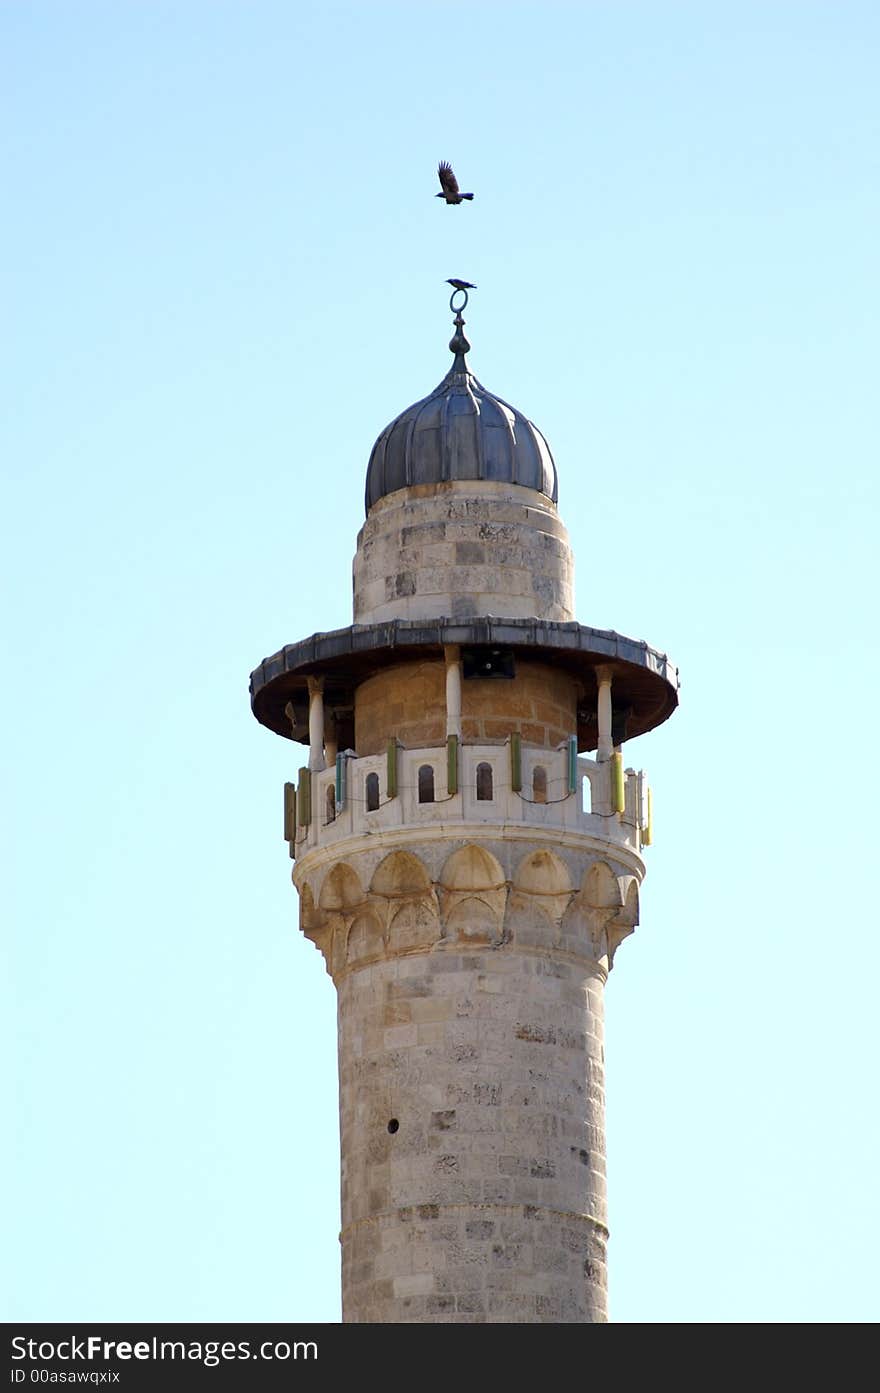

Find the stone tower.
xmin=249 ymin=289 xmax=678 ymax=1323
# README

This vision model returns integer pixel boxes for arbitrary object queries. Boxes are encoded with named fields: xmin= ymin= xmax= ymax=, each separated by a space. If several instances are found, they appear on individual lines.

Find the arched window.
xmin=325 ymin=784 xmax=336 ymax=823
xmin=365 ymin=772 xmax=380 ymax=812
xmin=582 ymin=775 xmax=592 ymax=815
xmin=476 ymin=762 xmax=493 ymax=801
xmin=418 ymin=764 xmax=435 ymax=804
xmin=533 ymin=765 xmax=547 ymax=804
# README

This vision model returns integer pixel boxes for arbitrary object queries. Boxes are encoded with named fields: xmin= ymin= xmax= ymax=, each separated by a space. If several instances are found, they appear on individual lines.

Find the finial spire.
xmin=446 ymin=279 xmax=476 ymax=363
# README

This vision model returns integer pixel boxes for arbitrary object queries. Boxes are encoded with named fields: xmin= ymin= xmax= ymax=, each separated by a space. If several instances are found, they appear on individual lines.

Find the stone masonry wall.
xmin=295 ymin=837 xmax=643 ymax=1323
xmin=353 ymin=482 xmax=575 ymax=625
xmin=336 ymin=946 xmax=608 ymax=1323
xmin=354 ymin=659 xmax=579 ymax=756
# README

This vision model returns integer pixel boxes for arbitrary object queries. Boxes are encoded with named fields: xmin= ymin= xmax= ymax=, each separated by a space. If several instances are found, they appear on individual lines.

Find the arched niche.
xmin=560 ymin=885 xmax=615 ymax=960
xmin=503 ymin=892 xmax=557 ymax=949
xmin=476 ymin=762 xmax=493 ymax=801
xmin=440 ymin=843 xmax=505 ymax=894
xmin=346 ymin=911 xmax=385 ymax=965
xmin=618 ymin=878 xmax=639 ymax=928
xmin=606 ymin=878 xmax=640 ymax=969
xmin=581 ymin=860 xmax=622 ymax=910
xmin=298 ymin=881 xmax=334 ymax=976
xmin=513 ymin=849 xmax=572 ymax=899
xmin=444 ymin=896 xmax=499 ymax=945
xmin=319 ymin=862 xmax=364 ymax=912
xmin=388 ymin=900 xmax=440 ymax=953
xmin=299 ymin=882 xmax=321 ymax=934
xmin=418 ymin=764 xmax=435 ymax=804
xmin=370 ymin=849 xmax=433 ymax=899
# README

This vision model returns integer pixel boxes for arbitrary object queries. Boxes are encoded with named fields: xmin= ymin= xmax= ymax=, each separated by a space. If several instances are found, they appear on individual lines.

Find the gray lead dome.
xmin=364 ymin=354 xmax=559 ymax=514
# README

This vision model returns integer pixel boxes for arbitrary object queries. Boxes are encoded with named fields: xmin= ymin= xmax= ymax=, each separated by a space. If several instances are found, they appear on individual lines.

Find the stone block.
xmin=384 ymin=1023 xmax=418 ymax=1049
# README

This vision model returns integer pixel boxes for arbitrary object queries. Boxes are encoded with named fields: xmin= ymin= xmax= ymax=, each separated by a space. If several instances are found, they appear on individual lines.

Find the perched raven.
xmin=447 ymin=279 xmax=477 ymax=291
xmin=436 ymin=161 xmax=474 ymax=204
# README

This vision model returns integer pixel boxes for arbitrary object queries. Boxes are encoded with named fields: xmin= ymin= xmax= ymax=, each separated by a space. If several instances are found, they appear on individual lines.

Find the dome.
xmin=364 ymin=329 xmax=558 ymax=514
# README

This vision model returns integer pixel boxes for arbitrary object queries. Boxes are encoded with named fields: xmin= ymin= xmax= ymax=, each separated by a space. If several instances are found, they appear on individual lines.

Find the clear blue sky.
xmin=4 ymin=1 xmax=878 ymax=1323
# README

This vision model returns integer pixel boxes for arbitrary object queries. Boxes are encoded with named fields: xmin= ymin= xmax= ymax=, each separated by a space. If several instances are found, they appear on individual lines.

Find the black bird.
xmin=447 ymin=279 xmax=476 ymax=291
xmin=436 ymin=161 xmax=474 ymax=204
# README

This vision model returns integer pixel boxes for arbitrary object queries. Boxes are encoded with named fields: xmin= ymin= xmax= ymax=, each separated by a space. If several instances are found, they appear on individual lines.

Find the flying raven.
xmin=436 ymin=161 xmax=474 ymax=204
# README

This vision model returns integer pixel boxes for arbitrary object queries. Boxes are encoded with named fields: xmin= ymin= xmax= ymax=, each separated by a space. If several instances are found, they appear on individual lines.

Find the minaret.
xmin=250 ymin=288 xmax=678 ymax=1323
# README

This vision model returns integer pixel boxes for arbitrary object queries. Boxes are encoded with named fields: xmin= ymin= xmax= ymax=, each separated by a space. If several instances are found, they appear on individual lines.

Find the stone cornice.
xmin=250 ymin=615 xmax=679 ymax=748
xmin=292 ymin=819 xmax=646 ymax=885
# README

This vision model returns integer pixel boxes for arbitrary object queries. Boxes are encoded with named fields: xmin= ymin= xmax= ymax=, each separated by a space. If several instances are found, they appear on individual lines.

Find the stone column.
xmin=324 ymin=710 xmax=338 ymax=767
xmin=307 ymin=676 xmax=326 ymax=772
xmin=444 ymin=644 xmax=462 ymax=741
xmin=595 ymin=666 xmax=613 ymax=763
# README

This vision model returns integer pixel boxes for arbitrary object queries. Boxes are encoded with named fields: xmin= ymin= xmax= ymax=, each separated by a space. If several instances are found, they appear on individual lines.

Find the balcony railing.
xmin=284 ymin=738 xmax=651 ymax=861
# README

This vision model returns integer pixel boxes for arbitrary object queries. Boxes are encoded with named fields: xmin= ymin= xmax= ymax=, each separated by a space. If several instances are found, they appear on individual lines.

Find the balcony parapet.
xmin=283 ymin=738 xmax=652 ymax=864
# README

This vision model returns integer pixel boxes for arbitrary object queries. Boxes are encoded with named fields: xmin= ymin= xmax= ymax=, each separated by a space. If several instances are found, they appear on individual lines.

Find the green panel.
xmin=510 ymin=732 xmax=522 ymax=793
xmin=611 ymin=752 xmax=625 ymax=815
xmin=446 ymin=735 xmax=459 ymax=796
xmin=386 ymin=740 xmax=398 ymax=799
xmin=567 ymin=735 xmax=577 ymax=794
xmin=297 ymin=767 xmax=311 ymax=826
xmin=283 ymin=781 xmax=296 ymax=841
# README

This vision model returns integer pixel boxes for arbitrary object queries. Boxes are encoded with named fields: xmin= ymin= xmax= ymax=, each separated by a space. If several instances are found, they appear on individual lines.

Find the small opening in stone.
xmin=387 ymin=1118 xmax=400 ymax=1134
xmin=533 ymin=765 xmax=547 ymax=803
xmin=476 ymin=761 xmax=493 ymax=801
xmin=418 ymin=764 xmax=435 ymax=804
xmin=365 ymin=771 xmax=380 ymax=812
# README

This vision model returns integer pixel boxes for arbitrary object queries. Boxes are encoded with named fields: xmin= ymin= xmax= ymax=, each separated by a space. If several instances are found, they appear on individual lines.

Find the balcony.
xmin=285 ymin=739 xmax=651 ymax=863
